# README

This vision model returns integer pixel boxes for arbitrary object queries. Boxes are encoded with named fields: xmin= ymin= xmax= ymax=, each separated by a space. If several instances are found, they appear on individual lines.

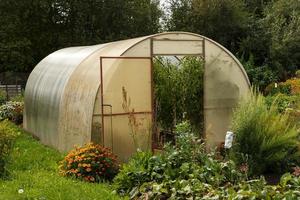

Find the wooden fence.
xmin=0 ymin=85 xmax=22 ymax=100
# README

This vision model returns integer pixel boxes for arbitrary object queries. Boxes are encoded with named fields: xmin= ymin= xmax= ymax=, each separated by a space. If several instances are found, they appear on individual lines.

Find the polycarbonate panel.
xmin=101 ymin=58 xmax=152 ymax=113
xmin=153 ymin=39 xmax=203 ymax=55
xmin=101 ymin=58 xmax=152 ymax=161
xmin=105 ymin=114 xmax=152 ymax=161
xmin=24 ymin=45 xmax=105 ymax=148
xmin=204 ymin=39 xmax=250 ymax=149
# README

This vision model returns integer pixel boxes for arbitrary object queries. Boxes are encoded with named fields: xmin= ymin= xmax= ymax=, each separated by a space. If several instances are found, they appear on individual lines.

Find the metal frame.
xmin=99 ymin=56 xmax=153 ymax=148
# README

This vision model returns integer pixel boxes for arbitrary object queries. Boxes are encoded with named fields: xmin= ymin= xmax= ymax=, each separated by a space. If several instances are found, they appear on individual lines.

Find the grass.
xmin=0 ymin=129 xmax=123 ymax=200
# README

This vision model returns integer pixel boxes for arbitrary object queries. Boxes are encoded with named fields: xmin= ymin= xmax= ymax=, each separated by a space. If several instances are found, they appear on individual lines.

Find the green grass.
xmin=0 ymin=130 xmax=122 ymax=200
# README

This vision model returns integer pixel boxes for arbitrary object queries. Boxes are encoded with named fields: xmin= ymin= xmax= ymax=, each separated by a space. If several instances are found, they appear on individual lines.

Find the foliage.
xmin=0 ymin=89 xmax=7 ymax=105
xmin=0 ymin=0 xmax=161 ymax=73
xmin=0 ymin=120 xmax=19 ymax=178
xmin=113 ymin=151 xmax=152 ymax=195
xmin=242 ymin=58 xmax=278 ymax=90
xmin=154 ymin=58 xmax=184 ymax=129
xmin=166 ymin=0 xmax=250 ymax=52
xmin=10 ymin=93 xmax=24 ymax=102
xmin=296 ymin=70 xmax=300 ymax=78
xmin=114 ymin=124 xmax=247 ymax=199
xmin=262 ymin=0 xmax=300 ymax=76
xmin=59 ymin=143 xmax=119 ymax=182
xmin=265 ymin=94 xmax=300 ymax=113
xmin=0 ymin=132 xmax=121 ymax=200
xmin=230 ymin=90 xmax=300 ymax=176
xmin=265 ymin=78 xmax=300 ymax=96
xmin=0 ymin=101 xmax=24 ymax=124
xmin=154 ymin=57 xmax=204 ymax=132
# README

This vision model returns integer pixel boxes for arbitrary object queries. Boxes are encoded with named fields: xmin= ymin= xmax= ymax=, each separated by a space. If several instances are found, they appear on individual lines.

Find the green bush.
xmin=114 ymin=123 xmax=246 ymax=199
xmin=230 ymin=91 xmax=300 ymax=176
xmin=114 ymin=121 xmax=300 ymax=199
xmin=296 ymin=70 xmax=300 ymax=78
xmin=113 ymin=151 xmax=152 ymax=195
xmin=0 ymin=120 xmax=19 ymax=178
xmin=242 ymin=58 xmax=278 ymax=91
xmin=153 ymin=57 xmax=204 ymax=132
xmin=0 ymin=101 xmax=24 ymax=124
xmin=0 ymin=89 xmax=7 ymax=105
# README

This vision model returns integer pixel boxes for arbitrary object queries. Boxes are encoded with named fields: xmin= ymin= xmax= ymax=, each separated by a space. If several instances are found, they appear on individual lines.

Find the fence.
xmin=0 ymin=72 xmax=29 ymax=100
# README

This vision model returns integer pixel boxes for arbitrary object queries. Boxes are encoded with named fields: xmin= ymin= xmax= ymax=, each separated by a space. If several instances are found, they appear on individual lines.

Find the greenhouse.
xmin=24 ymin=32 xmax=250 ymax=161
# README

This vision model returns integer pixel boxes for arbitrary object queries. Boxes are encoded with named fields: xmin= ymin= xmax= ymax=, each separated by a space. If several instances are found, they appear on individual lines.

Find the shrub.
xmin=59 ymin=143 xmax=119 ymax=182
xmin=0 ymin=89 xmax=7 ymax=105
xmin=242 ymin=58 xmax=278 ymax=91
xmin=153 ymin=57 xmax=204 ymax=132
xmin=230 ymin=91 xmax=300 ymax=176
xmin=114 ymin=124 xmax=246 ymax=199
xmin=0 ymin=120 xmax=19 ymax=178
xmin=10 ymin=93 xmax=24 ymax=102
xmin=265 ymin=94 xmax=300 ymax=113
xmin=0 ymin=101 xmax=24 ymax=124
xmin=284 ymin=78 xmax=300 ymax=95
xmin=113 ymin=151 xmax=152 ymax=195
xmin=296 ymin=70 xmax=300 ymax=78
xmin=265 ymin=78 xmax=300 ymax=96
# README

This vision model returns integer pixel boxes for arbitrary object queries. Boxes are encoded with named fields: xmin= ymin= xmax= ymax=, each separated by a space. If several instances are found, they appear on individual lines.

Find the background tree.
xmin=0 ymin=0 xmax=161 ymax=73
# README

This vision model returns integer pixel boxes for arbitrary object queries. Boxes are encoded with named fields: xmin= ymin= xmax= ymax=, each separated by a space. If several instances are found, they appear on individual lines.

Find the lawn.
xmin=0 ymin=129 xmax=122 ymax=200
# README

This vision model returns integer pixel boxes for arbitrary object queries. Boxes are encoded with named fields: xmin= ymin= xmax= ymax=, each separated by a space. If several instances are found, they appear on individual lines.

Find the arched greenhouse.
xmin=24 ymin=32 xmax=250 ymax=161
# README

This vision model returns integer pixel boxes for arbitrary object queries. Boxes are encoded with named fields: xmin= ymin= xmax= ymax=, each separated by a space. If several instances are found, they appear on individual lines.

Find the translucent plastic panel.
xmin=204 ymin=40 xmax=250 ymax=149
xmin=101 ymin=58 xmax=152 ymax=161
xmin=153 ymin=39 xmax=203 ymax=55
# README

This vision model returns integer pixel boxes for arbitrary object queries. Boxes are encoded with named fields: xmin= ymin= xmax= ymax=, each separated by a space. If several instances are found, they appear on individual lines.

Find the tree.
xmin=166 ymin=0 xmax=251 ymax=52
xmin=263 ymin=0 xmax=300 ymax=78
xmin=0 ymin=0 xmax=162 ymax=73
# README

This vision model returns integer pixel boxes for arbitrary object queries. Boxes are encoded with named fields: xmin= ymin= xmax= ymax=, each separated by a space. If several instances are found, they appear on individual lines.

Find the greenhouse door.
xmin=100 ymin=57 xmax=153 ymax=161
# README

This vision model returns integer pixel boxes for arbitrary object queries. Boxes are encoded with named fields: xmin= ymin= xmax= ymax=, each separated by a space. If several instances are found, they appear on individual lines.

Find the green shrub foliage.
xmin=153 ymin=57 xmax=204 ymax=132
xmin=114 ymin=121 xmax=300 ymax=199
xmin=0 ymin=89 xmax=7 ymax=105
xmin=114 ymin=122 xmax=246 ymax=199
xmin=0 ymin=120 xmax=19 ymax=178
xmin=230 ymin=90 xmax=299 ymax=176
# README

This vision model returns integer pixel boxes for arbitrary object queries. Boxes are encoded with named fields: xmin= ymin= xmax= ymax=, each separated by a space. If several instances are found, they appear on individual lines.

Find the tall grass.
xmin=230 ymin=90 xmax=300 ymax=176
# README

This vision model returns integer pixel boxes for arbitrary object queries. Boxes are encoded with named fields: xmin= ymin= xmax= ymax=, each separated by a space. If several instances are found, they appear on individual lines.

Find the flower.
xmin=86 ymin=168 xmax=92 ymax=172
xmin=18 ymin=189 xmax=24 ymax=194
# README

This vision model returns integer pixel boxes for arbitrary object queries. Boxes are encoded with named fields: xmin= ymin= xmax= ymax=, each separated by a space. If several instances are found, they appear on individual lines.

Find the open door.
xmin=100 ymin=57 xmax=153 ymax=161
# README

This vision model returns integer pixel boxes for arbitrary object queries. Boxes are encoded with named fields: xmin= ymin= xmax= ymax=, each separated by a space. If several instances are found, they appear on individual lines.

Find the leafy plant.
xmin=153 ymin=57 xmax=204 ymax=133
xmin=0 ymin=89 xmax=7 ymax=105
xmin=230 ymin=90 xmax=300 ymax=176
xmin=242 ymin=58 xmax=278 ymax=90
xmin=0 ymin=120 xmax=19 ymax=178
xmin=59 ymin=143 xmax=119 ymax=182
xmin=0 ymin=101 xmax=24 ymax=124
xmin=114 ymin=123 xmax=246 ymax=199
xmin=296 ymin=70 xmax=300 ymax=78
xmin=113 ymin=151 xmax=152 ymax=195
